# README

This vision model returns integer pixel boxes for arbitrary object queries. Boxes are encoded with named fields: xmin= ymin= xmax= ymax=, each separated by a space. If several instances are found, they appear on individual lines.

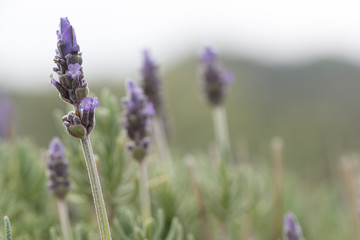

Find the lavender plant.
xmin=140 ymin=50 xmax=173 ymax=175
xmin=122 ymin=79 xmax=154 ymax=224
xmin=47 ymin=137 xmax=72 ymax=240
xmin=283 ymin=212 xmax=304 ymax=240
xmin=200 ymin=47 xmax=234 ymax=163
xmin=50 ymin=17 xmax=111 ymax=240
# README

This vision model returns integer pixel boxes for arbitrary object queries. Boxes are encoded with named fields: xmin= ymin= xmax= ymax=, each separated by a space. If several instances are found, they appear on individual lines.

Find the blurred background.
xmin=2 ymin=0 xmax=360 ymax=184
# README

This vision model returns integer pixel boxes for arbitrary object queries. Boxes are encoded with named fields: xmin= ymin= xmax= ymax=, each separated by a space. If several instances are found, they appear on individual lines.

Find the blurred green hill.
xmin=9 ymin=56 xmax=360 ymax=181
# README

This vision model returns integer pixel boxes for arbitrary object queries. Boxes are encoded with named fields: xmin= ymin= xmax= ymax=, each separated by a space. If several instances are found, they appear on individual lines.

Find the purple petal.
xmin=80 ymin=97 xmax=100 ymax=111
xmin=201 ymin=47 xmax=217 ymax=64
xmin=60 ymin=17 xmax=71 ymax=34
xmin=147 ymin=103 xmax=155 ymax=116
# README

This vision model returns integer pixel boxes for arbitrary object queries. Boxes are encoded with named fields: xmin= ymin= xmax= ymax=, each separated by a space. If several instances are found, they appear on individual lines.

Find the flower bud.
xmin=62 ymin=112 xmax=87 ymax=139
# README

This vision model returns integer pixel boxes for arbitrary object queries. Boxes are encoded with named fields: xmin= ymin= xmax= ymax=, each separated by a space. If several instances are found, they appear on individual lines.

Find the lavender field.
xmin=2 ymin=2 xmax=360 ymax=240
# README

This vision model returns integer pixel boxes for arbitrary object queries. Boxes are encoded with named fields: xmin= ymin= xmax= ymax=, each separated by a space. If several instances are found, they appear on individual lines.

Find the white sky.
xmin=2 ymin=0 xmax=360 ymax=91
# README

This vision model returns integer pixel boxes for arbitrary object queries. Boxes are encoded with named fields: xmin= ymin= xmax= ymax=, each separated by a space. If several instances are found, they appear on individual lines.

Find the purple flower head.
xmin=283 ymin=212 xmax=304 ymax=240
xmin=56 ymin=17 xmax=80 ymax=58
xmin=200 ymin=47 xmax=234 ymax=106
xmin=51 ymin=18 xmax=88 ymax=107
xmin=47 ymin=137 xmax=70 ymax=199
xmin=123 ymin=79 xmax=152 ymax=162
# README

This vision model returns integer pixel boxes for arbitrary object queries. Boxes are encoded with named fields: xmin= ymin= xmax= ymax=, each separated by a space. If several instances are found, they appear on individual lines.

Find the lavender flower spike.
xmin=283 ymin=212 xmax=304 ymax=240
xmin=51 ymin=17 xmax=88 ymax=107
xmin=141 ymin=50 xmax=164 ymax=115
xmin=47 ymin=137 xmax=70 ymax=199
xmin=200 ymin=47 xmax=234 ymax=106
xmin=123 ymin=79 xmax=154 ymax=162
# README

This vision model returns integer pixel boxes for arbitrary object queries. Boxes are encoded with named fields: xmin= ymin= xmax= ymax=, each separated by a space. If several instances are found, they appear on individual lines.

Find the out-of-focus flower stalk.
xmin=139 ymin=159 xmax=151 ymax=223
xmin=271 ymin=137 xmax=284 ymax=240
xmin=212 ymin=106 xmax=232 ymax=163
xmin=56 ymin=198 xmax=72 ymax=240
xmin=50 ymin=18 xmax=112 ymax=240
xmin=200 ymin=47 xmax=234 ymax=163
xmin=122 ymin=79 xmax=153 ymax=223
xmin=140 ymin=50 xmax=174 ymax=175
xmin=47 ymin=137 xmax=72 ymax=240
xmin=339 ymin=155 xmax=360 ymax=239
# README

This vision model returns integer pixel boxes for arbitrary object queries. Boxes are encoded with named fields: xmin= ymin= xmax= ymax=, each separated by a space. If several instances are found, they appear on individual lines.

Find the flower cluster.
xmin=283 ymin=212 xmax=304 ymax=240
xmin=51 ymin=17 xmax=88 ymax=107
xmin=50 ymin=18 xmax=99 ymax=139
xmin=122 ymin=80 xmax=154 ymax=161
xmin=200 ymin=47 xmax=234 ymax=106
xmin=47 ymin=137 xmax=70 ymax=199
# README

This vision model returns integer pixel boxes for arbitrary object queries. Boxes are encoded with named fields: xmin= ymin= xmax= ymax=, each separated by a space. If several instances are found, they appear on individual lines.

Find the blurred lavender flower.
xmin=141 ymin=50 xmax=163 ymax=115
xmin=47 ymin=137 xmax=70 ymax=199
xmin=122 ymin=79 xmax=154 ymax=161
xmin=51 ymin=17 xmax=88 ymax=107
xmin=200 ymin=47 xmax=234 ymax=106
xmin=0 ymin=96 xmax=13 ymax=139
xmin=283 ymin=212 xmax=304 ymax=240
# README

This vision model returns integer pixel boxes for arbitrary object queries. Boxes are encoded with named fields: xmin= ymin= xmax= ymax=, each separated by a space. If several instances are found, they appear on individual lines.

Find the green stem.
xmin=212 ymin=106 xmax=233 ymax=163
xmin=139 ymin=160 xmax=151 ymax=224
xmin=152 ymin=117 xmax=174 ymax=175
xmin=56 ymin=199 xmax=72 ymax=240
xmin=80 ymin=136 xmax=112 ymax=240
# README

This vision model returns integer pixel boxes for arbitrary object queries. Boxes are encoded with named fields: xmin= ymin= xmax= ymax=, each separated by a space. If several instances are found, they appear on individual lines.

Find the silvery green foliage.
xmin=113 ymin=208 xmax=193 ymax=240
xmin=0 ymin=140 xmax=56 ymax=238
xmin=3 ymin=216 xmax=12 ymax=240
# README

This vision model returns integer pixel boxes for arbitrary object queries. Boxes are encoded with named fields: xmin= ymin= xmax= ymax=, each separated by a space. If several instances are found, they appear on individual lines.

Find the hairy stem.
xmin=56 ymin=199 xmax=72 ymax=240
xmin=152 ymin=117 xmax=174 ymax=175
xmin=80 ymin=136 xmax=112 ymax=240
xmin=212 ymin=106 xmax=233 ymax=163
xmin=139 ymin=160 xmax=151 ymax=224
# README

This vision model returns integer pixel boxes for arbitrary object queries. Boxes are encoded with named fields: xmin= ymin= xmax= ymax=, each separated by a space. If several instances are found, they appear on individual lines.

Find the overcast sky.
xmin=2 ymin=0 xmax=360 ymax=91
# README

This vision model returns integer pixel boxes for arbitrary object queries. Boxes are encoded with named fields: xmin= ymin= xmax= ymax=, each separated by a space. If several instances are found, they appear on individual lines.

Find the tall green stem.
xmin=152 ymin=117 xmax=174 ymax=175
xmin=139 ymin=160 xmax=151 ymax=224
xmin=212 ymin=106 xmax=233 ymax=163
xmin=80 ymin=136 xmax=112 ymax=240
xmin=56 ymin=199 xmax=72 ymax=240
